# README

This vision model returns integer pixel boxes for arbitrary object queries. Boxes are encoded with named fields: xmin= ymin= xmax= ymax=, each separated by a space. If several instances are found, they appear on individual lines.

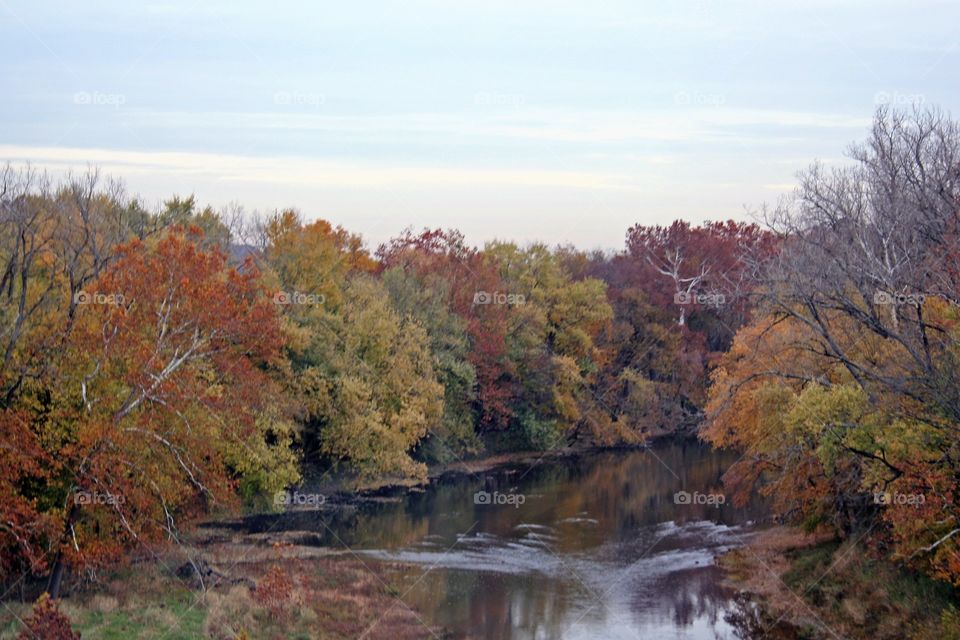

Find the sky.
xmin=1 ymin=0 xmax=958 ymax=251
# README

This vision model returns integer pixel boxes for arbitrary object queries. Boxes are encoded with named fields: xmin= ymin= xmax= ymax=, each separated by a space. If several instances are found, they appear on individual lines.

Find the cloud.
xmin=0 ymin=144 xmax=644 ymax=191
xmin=121 ymin=107 xmax=870 ymax=147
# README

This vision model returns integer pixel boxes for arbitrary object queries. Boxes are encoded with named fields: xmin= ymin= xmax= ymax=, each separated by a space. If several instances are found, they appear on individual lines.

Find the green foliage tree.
xmin=381 ymin=266 xmax=480 ymax=461
xmin=484 ymin=242 xmax=613 ymax=448
xmin=308 ymin=276 xmax=443 ymax=480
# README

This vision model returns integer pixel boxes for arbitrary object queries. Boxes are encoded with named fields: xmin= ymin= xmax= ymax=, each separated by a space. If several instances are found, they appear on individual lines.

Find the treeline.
xmin=0 ymin=164 xmax=761 ymax=593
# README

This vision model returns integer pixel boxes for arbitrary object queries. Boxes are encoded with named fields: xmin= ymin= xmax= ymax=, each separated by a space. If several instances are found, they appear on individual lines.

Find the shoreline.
xmin=289 ymin=438 xmax=662 ymax=509
xmin=717 ymin=526 xmax=835 ymax=639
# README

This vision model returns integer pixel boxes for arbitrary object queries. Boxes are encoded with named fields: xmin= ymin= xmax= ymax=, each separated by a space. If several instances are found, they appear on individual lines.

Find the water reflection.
xmin=237 ymin=439 xmax=770 ymax=639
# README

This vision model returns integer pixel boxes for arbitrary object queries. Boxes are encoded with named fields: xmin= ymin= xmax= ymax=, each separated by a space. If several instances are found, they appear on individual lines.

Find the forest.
xmin=1 ymin=107 xmax=959 ymax=634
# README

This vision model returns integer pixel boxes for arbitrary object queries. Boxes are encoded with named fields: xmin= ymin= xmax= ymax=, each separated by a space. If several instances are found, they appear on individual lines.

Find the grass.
xmin=781 ymin=538 xmax=958 ymax=639
xmin=1 ymin=547 xmax=439 ymax=640
xmin=720 ymin=526 xmax=960 ymax=640
xmin=75 ymin=600 xmax=205 ymax=640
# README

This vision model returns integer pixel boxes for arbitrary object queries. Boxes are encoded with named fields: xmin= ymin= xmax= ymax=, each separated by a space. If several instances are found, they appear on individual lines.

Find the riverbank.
xmin=718 ymin=526 xmax=960 ymax=640
xmin=296 ymin=440 xmax=651 ymax=508
xmin=0 ymin=546 xmax=439 ymax=639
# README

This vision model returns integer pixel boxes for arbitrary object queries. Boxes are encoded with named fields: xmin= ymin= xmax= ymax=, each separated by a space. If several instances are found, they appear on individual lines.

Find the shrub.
xmin=253 ymin=566 xmax=296 ymax=619
xmin=17 ymin=593 xmax=80 ymax=640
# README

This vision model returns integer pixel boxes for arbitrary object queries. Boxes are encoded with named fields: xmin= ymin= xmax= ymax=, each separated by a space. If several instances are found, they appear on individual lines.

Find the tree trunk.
xmin=45 ymin=556 xmax=66 ymax=599
xmin=46 ymin=503 xmax=78 ymax=599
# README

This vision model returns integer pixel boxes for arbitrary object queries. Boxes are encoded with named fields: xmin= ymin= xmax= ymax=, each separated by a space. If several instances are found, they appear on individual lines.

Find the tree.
xmin=265 ymin=217 xmax=441 ymax=479
xmin=0 ymin=166 xmax=145 ymax=409
xmin=306 ymin=276 xmax=444 ymax=480
xmin=382 ymin=266 xmax=480 ymax=461
xmin=594 ymin=284 xmax=692 ymax=440
xmin=626 ymin=219 xmax=774 ymax=345
xmin=483 ymin=242 xmax=613 ymax=448
xmin=704 ymin=107 xmax=960 ymax=584
xmin=4 ymin=228 xmax=297 ymax=596
xmin=378 ymin=229 xmax=518 ymax=431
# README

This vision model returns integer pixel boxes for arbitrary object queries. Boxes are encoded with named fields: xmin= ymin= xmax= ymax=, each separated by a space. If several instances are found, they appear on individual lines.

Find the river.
xmin=238 ymin=439 xmax=769 ymax=639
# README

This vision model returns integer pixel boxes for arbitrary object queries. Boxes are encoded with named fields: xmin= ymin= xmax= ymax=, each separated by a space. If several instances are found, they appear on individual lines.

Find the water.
xmin=239 ymin=439 xmax=769 ymax=639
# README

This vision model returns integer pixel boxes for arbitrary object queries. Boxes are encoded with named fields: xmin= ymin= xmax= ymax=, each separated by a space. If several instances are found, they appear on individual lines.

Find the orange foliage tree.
xmin=3 ymin=228 xmax=293 ymax=596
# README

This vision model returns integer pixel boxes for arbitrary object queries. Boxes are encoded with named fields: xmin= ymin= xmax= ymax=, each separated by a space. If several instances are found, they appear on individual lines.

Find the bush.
xmin=253 ymin=566 xmax=296 ymax=619
xmin=17 ymin=593 xmax=80 ymax=640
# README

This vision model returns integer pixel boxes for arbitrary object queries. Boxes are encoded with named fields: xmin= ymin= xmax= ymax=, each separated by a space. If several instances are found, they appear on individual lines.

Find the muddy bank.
xmin=258 ymin=441 xmax=653 ymax=512
xmin=296 ymin=432 xmax=697 ymax=508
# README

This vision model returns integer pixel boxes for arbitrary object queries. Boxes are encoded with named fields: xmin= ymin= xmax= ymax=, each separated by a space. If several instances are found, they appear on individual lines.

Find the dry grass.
xmin=1 ymin=541 xmax=441 ymax=640
xmin=719 ymin=526 xmax=960 ymax=640
xmin=181 ymin=535 xmax=444 ymax=638
xmin=87 ymin=595 xmax=119 ymax=614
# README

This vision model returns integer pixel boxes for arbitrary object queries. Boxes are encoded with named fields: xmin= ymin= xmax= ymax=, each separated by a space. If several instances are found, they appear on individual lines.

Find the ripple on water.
xmin=360 ymin=519 xmax=749 ymax=584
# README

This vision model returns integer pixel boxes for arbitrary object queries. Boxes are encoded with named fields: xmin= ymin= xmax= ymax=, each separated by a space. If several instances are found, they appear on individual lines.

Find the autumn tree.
xmin=482 ymin=242 xmax=613 ymax=448
xmin=265 ymin=215 xmax=441 ymax=479
xmin=1 ymin=224 xmax=298 ymax=596
xmin=625 ymin=219 xmax=774 ymax=345
xmin=382 ymin=266 xmax=480 ymax=461
xmin=0 ymin=166 xmax=148 ymax=409
xmin=306 ymin=275 xmax=443 ymax=480
xmin=0 ymin=167 xmax=155 ymax=584
xmin=378 ymin=229 xmax=518 ymax=432
xmin=594 ymin=281 xmax=693 ymax=440
xmin=704 ymin=107 xmax=960 ymax=584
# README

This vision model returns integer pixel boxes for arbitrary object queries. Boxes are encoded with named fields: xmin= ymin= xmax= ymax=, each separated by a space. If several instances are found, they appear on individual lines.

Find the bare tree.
xmin=754 ymin=106 xmax=960 ymax=424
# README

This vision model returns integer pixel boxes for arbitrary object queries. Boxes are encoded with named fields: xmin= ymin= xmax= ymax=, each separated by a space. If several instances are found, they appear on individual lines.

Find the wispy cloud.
xmin=121 ymin=107 xmax=871 ymax=147
xmin=0 ymin=144 xmax=645 ymax=191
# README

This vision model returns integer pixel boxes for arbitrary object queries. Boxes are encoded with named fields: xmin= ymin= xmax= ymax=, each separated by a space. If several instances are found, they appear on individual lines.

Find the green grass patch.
xmin=74 ymin=594 xmax=205 ymax=640
xmin=780 ymin=539 xmax=959 ymax=639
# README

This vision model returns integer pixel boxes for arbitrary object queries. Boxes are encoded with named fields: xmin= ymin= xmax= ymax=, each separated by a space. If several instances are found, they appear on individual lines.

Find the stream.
xmin=236 ymin=439 xmax=770 ymax=639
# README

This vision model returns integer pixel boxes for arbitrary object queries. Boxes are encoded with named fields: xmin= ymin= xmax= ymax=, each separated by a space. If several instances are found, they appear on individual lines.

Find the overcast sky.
xmin=2 ymin=0 xmax=958 ymax=250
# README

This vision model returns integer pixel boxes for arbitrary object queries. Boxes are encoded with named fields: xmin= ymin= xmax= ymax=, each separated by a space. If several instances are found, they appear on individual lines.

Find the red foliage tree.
xmin=378 ymin=229 xmax=518 ymax=429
